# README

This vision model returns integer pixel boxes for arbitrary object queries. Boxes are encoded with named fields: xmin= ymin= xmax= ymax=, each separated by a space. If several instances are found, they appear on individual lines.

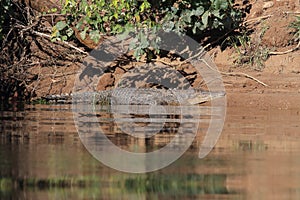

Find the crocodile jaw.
xmin=187 ymin=96 xmax=213 ymax=104
xmin=186 ymin=91 xmax=226 ymax=105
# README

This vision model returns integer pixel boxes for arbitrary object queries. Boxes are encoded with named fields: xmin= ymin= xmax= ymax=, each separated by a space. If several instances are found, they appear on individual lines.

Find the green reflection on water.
xmin=0 ymin=173 xmax=228 ymax=199
xmin=122 ymin=173 xmax=228 ymax=195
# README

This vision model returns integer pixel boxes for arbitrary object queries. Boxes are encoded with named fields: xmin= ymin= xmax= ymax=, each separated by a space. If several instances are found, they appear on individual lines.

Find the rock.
xmin=97 ymin=73 xmax=115 ymax=90
xmin=114 ymin=67 xmax=126 ymax=75
xmin=113 ymin=67 xmax=126 ymax=85
xmin=263 ymin=1 xmax=274 ymax=9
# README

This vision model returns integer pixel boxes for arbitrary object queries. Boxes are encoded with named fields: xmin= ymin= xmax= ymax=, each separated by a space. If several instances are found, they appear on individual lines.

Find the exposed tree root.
xmin=269 ymin=40 xmax=300 ymax=55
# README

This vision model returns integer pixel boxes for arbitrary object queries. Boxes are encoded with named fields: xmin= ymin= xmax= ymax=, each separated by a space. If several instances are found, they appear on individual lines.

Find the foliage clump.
xmin=52 ymin=0 xmax=244 ymax=58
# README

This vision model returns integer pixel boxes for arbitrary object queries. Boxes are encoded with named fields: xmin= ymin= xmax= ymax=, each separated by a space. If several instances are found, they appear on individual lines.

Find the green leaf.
xmin=181 ymin=11 xmax=192 ymax=23
xmin=62 ymin=35 xmax=68 ymax=41
xmin=113 ymin=13 xmax=118 ymax=20
xmin=50 ymin=37 xmax=57 ymax=42
xmin=212 ymin=0 xmax=229 ymax=10
xmin=55 ymin=21 xmax=67 ymax=31
xmin=81 ymin=0 xmax=88 ymax=12
xmin=162 ymin=21 xmax=174 ymax=32
xmin=220 ymin=1 xmax=229 ymax=10
xmin=133 ymin=48 xmax=144 ymax=61
xmin=138 ymin=32 xmax=149 ymax=49
xmin=51 ymin=28 xmax=59 ymax=38
xmin=192 ymin=22 xmax=202 ymax=34
xmin=75 ymin=21 xmax=83 ymax=29
xmin=66 ymin=27 xmax=74 ymax=37
xmin=51 ymin=28 xmax=60 ymax=41
xmin=194 ymin=6 xmax=205 ymax=16
xmin=89 ymin=30 xmax=101 ymax=43
xmin=202 ymin=11 xmax=209 ymax=28
xmin=80 ymin=30 xmax=87 ymax=40
xmin=140 ymin=1 xmax=151 ymax=12
xmin=103 ymin=16 xmax=109 ymax=22
xmin=128 ymin=39 xmax=137 ymax=50
xmin=49 ymin=8 xmax=57 ymax=13
xmin=171 ymin=6 xmax=178 ymax=13
xmin=211 ymin=9 xmax=220 ymax=18
xmin=111 ymin=24 xmax=124 ymax=34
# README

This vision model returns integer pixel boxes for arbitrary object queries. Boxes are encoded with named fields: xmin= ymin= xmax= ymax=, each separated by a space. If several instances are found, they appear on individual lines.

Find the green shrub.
xmin=52 ymin=0 xmax=243 ymax=58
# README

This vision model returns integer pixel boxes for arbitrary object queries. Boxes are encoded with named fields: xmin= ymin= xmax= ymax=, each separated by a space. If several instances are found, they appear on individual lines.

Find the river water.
xmin=1 ymin=95 xmax=300 ymax=199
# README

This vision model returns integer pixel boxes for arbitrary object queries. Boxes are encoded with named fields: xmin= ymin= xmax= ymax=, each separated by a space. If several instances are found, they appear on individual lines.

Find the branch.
xmin=220 ymin=71 xmax=268 ymax=87
xmin=243 ymin=15 xmax=273 ymax=25
xmin=32 ymin=30 xmax=89 ymax=55
xmin=197 ymin=58 xmax=269 ymax=87
xmin=284 ymin=11 xmax=300 ymax=14
xmin=17 ymin=24 xmax=88 ymax=55
xmin=269 ymin=40 xmax=300 ymax=55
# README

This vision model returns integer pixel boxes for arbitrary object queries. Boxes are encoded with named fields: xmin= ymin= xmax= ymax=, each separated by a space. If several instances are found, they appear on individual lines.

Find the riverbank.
xmin=0 ymin=0 xmax=299 ymax=102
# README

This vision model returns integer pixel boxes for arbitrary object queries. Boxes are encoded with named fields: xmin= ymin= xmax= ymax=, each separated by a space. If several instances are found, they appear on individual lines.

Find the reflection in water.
xmin=0 ymin=100 xmax=300 ymax=199
xmin=72 ymin=103 xmax=221 ymax=173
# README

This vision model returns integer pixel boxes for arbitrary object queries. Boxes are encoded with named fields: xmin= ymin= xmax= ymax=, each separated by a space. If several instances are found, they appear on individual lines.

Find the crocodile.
xmin=43 ymin=88 xmax=225 ymax=105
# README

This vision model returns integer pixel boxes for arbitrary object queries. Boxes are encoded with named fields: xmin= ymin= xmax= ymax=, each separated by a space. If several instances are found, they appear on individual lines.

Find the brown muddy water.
xmin=1 ymin=93 xmax=300 ymax=200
